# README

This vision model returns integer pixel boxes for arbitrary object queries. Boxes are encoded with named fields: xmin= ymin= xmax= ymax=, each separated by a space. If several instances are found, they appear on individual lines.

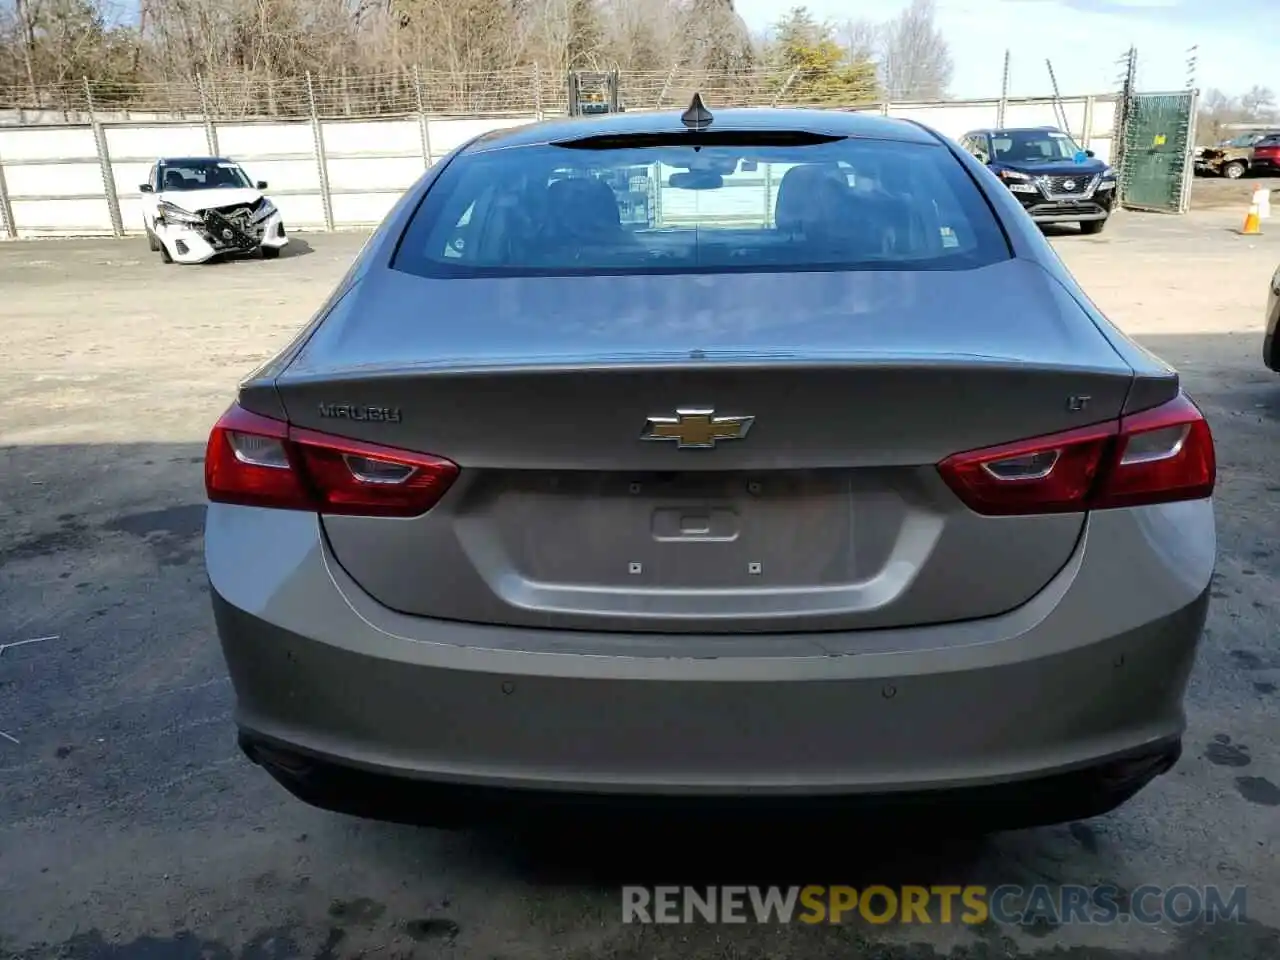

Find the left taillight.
xmin=937 ymin=392 xmax=1215 ymax=516
xmin=204 ymin=403 xmax=459 ymax=517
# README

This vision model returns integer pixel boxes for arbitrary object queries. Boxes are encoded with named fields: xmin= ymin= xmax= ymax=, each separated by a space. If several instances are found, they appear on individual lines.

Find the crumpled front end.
xmin=156 ymin=198 xmax=288 ymax=263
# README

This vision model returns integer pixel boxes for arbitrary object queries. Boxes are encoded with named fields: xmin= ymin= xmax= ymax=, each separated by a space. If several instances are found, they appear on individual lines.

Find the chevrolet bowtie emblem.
xmin=641 ymin=408 xmax=754 ymax=449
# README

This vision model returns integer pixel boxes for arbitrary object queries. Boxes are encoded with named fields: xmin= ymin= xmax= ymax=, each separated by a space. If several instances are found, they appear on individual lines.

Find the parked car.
xmin=205 ymin=103 xmax=1216 ymax=832
xmin=139 ymin=156 xmax=288 ymax=263
xmin=1265 ymin=263 xmax=1280 ymax=373
xmin=1196 ymin=133 xmax=1278 ymax=179
xmin=959 ymin=126 xmax=1117 ymax=234
xmin=1250 ymin=134 xmax=1280 ymax=175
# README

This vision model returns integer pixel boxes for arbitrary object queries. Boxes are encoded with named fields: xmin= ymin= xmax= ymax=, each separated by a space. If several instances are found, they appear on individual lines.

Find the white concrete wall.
xmin=0 ymin=96 xmax=1118 ymax=239
xmin=0 ymin=113 xmax=541 ymax=238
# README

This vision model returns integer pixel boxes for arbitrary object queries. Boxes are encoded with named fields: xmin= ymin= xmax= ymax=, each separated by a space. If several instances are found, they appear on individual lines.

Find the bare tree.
xmin=566 ymin=0 xmax=603 ymax=69
xmin=837 ymin=16 xmax=878 ymax=64
xmin=1195 ymin=87 xmax=1280 ymax=146
xmin=0 ymin=0 xmax=963 ymax=116
xmin=879 ymin=0 xmax=951 ymax=100
xmin=12 ymin=0 xmax=40 ymax=97
xmin=1240 ymin=85 xmax=1276 ymax=120
xmin=679 ymin=0 xmax=754 ymax=74
xmin=603 ymin=0 xmax=676 ymax=72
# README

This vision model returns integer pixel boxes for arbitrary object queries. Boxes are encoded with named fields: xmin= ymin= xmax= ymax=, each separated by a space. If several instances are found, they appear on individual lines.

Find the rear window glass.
xmin=393 ymin=136 xmax=1009 ymax=278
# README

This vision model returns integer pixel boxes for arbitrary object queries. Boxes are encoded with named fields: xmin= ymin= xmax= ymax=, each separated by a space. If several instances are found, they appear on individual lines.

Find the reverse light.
xmin=205 ymin=404 xmax=459 ymax=517
xmin=937 ymin=392 xmax=1215 ymax=516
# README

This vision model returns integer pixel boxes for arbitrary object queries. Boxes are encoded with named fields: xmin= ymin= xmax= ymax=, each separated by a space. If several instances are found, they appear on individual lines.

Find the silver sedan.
xmin=204 ymin=101 xmax=1217 ymax=830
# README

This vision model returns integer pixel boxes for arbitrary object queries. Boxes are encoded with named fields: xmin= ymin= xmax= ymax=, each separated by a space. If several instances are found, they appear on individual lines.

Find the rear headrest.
xmin=545 ymin=177 xmax=621 ymax=238
xmin=774 ymin=165 xmax=850 ymax=234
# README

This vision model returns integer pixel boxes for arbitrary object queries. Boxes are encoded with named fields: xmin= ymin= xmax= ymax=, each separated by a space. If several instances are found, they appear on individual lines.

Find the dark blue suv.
xmin=959 ymin=127 xmax=1118 ymax=234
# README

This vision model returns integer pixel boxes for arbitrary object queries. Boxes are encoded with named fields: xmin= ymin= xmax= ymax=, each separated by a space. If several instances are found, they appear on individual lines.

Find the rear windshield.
xmin=393 ymin=136 xmax=1009 ymax=278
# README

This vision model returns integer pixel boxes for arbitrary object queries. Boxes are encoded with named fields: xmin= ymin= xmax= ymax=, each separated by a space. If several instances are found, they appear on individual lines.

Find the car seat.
xmin=776 ymin=164 xmax=899 ymax=258
xmin=537 ymin=177 xmax=628 ymax=261
xmin=774 ymin=165 xmax=847 ymax=239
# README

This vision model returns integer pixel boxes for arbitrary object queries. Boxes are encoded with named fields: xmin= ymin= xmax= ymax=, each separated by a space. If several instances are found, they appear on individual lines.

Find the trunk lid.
xmin=275 ymin=261 xmax=1134 ymax=633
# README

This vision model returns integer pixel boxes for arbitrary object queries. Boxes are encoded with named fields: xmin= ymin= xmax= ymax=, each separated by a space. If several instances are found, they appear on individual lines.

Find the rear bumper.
xmin=215 ymin=588 xmax=1203 ymax=819
xmin=208 ymin=499 xmax=1214 ymax=826
xmin=238 ymin=726 xmax=1183 ymax=831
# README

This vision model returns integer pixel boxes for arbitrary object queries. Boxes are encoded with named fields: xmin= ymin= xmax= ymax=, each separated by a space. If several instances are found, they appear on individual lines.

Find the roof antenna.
xmin=681 ymin=93 xmax=713 ymax=131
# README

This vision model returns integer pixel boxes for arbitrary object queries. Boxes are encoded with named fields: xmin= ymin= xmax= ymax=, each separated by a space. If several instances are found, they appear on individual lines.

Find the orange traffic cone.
xmin=1242 ymin=192 xmax=1263 ymax=235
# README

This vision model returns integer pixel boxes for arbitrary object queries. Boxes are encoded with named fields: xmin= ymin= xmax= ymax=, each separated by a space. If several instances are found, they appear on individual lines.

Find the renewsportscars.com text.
xmin=622 ymin=884 xmax=1247 ymax=926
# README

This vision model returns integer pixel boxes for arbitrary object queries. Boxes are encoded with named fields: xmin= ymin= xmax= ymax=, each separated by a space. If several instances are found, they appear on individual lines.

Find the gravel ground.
xmin=1191 ymin=173 xmax=1280 ymax=210
xmin=0 ymin=210 xmax=1278 ymax=960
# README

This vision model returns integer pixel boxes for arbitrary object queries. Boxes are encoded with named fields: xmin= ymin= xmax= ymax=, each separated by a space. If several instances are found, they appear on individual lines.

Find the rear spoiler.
xmin=552 ymin=130 xmax=846 ymax=150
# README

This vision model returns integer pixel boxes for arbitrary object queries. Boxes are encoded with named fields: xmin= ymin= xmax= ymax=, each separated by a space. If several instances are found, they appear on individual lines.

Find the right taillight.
xmin=938 ymin=392 xmax=1215 ymax=516
xmin=205 ymin=403 xmax=459 ymax=517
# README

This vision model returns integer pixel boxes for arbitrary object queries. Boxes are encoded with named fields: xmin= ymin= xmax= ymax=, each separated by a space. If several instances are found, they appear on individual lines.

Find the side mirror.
xmin=975 ymin=152 xmax=989 ymax=164
xmin=1085 ymin=149 xmax=1096 ymax=158
xmin=256 ymin=180 xmax=268 ymax=190
xmin=139 ymin=184 xmax=154 ymax=193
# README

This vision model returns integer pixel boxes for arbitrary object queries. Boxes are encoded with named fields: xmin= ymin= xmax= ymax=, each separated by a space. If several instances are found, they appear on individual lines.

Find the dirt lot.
xmin=1 ymin=211 xmax=1279 ymax=960
xmin=1191 ymin=172 xmax=1280 ymax=210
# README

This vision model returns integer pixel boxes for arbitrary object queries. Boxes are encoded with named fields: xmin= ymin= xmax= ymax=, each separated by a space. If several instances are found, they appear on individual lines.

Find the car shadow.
xmin=278 ymin=237 xmax=314 ymax=259
xmin=209 ymin=237 xmax=315 ymax=265
xmin=1040 ymin=223 xmax=1098 ymax=239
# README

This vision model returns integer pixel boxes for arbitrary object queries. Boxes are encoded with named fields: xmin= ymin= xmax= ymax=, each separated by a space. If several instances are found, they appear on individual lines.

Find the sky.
xmin=735 ymin=0 xmax=1278 ymax=100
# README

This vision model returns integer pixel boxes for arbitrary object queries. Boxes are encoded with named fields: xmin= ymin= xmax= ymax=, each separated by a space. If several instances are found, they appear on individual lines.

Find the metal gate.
xmin=567 ymin=70 xmax=621 ymax=116
xmin=1117 ymin=90 xmax=1197 ymax=213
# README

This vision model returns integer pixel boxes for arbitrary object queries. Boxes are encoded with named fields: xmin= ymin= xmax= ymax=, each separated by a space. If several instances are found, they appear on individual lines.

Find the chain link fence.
xmin=2 ymin=66 xmax=882 ymax=122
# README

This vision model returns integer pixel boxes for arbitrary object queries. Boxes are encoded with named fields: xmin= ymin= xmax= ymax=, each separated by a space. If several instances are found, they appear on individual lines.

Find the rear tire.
xmin=261 ymin=245 xmax=281 ymax=260
xmin=1224 ymin=161 xmax=1247 ymax=180
xmin=1080 ymin=218 xmax=1107 ymax=235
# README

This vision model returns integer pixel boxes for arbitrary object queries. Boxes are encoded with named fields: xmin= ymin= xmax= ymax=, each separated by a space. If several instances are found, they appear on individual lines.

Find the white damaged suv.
xmin=140 ymin=156 xmax=288 ymax=263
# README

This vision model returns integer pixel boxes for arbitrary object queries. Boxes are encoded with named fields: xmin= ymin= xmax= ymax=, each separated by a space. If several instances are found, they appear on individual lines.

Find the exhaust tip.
xmin=238 ymin=733 xmax=313 ymax=778
xmin=237 ymin=732 xmax=262 ymax=766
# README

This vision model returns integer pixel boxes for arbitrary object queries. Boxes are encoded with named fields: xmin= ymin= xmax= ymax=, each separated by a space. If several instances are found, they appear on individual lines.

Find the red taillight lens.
xmin=205 ymin=404 xmax=459 ymax=517
xmin=937 ymin=392 xmax=1215 ymax=516
xmin=1096 ymin=392 xmax=1216 ymax=508
xmin=204 ymin=405 xmax=311 ymax=510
